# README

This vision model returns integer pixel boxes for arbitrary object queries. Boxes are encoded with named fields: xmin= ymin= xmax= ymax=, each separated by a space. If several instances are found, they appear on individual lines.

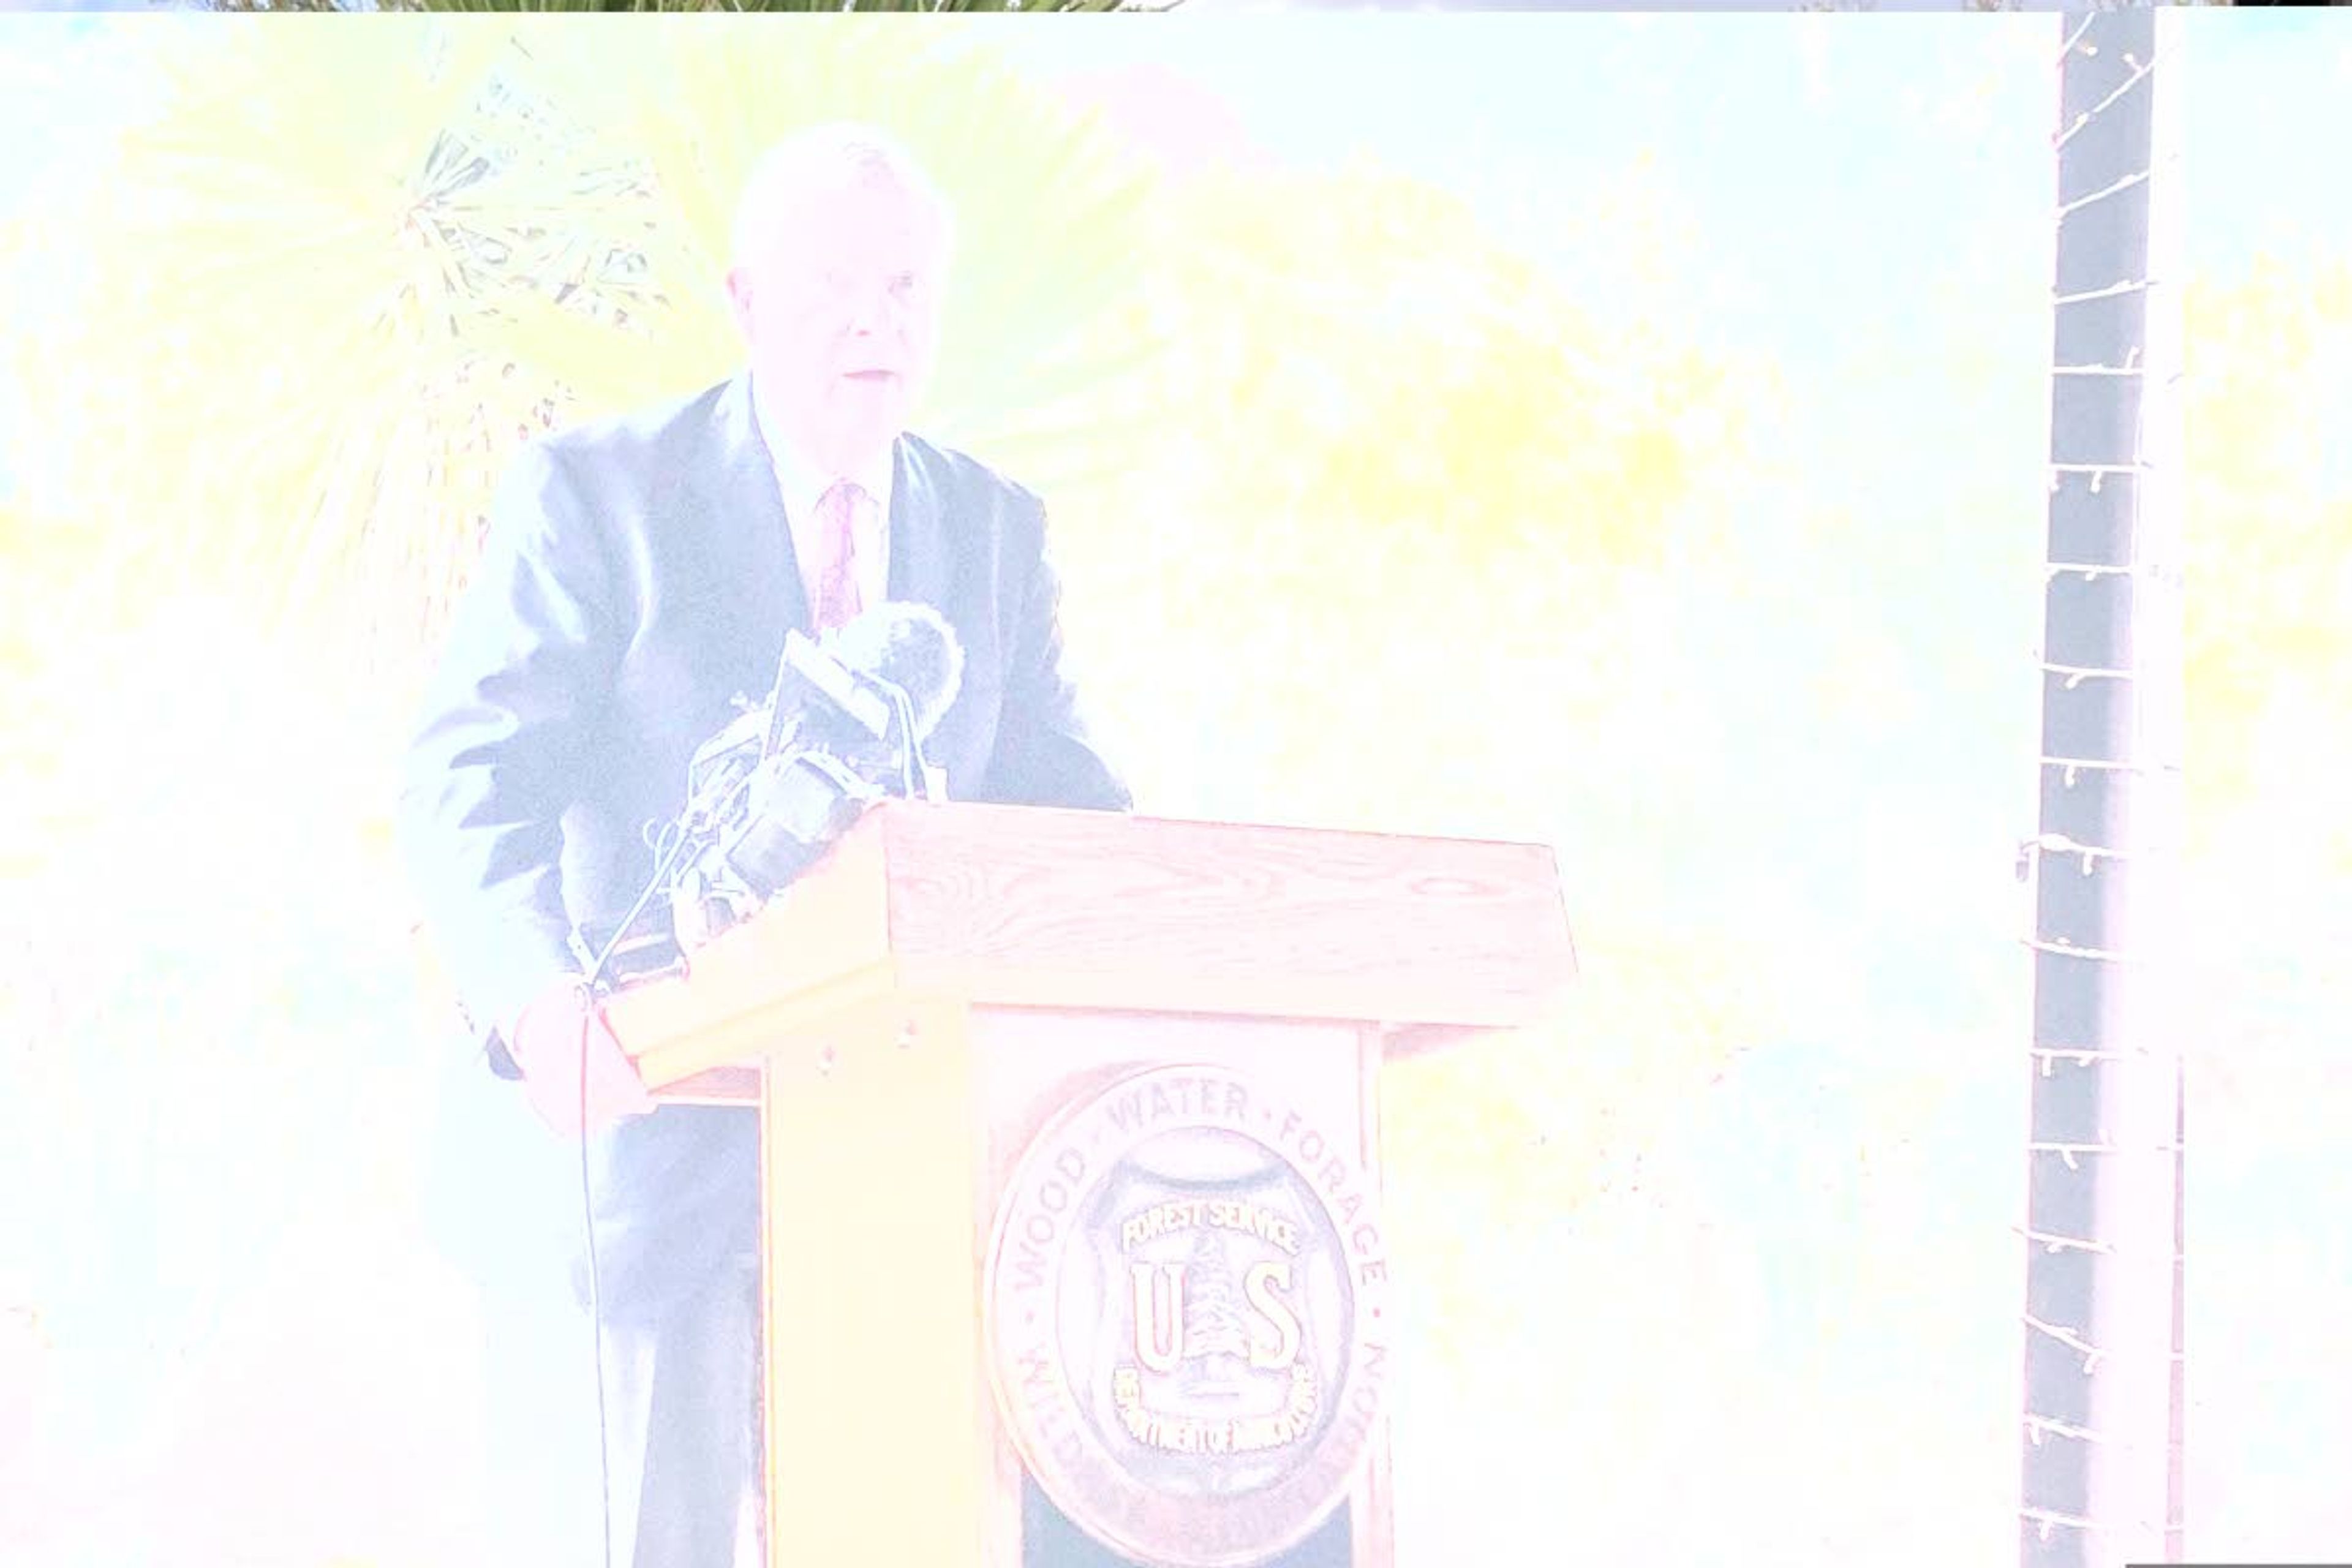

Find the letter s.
xmin=1245 ymin=1261 xmax=1302 ymax=1370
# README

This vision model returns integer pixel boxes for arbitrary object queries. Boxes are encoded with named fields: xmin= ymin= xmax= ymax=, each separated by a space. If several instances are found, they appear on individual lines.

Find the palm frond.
xmin=10 ymin=21 xmax=1168 ymax=670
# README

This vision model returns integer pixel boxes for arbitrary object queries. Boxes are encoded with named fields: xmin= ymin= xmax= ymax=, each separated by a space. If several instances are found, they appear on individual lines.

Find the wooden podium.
xmin=601 ymin=801 xmax=1574 ymax=1568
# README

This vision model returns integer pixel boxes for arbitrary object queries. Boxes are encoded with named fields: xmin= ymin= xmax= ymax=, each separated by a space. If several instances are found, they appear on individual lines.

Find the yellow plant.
xmin=2184 ymin=257 xmax=2352 ymax=870
xmin=9 ymin=21 xmax=1158 ymax=684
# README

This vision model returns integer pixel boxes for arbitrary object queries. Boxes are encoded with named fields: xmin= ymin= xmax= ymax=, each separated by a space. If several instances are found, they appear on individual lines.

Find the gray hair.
xmin=727 ymin=122 xmax=956 ymax=273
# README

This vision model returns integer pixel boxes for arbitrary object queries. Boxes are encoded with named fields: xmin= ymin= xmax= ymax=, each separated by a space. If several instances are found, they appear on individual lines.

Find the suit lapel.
xmin=706 ymin=372 xmax=810 ymax=635
xmin=888 ymin=434 xmax=948 ymax=612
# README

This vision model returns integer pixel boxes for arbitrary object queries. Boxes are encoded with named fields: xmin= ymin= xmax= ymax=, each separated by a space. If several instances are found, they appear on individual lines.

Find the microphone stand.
xmin=848 ymin=669 xmax=927 ymax=801
xmin=572 ymin=756 xmax=758 ymax=993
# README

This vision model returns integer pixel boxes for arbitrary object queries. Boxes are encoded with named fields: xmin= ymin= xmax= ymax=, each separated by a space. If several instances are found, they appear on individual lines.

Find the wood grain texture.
xmin=651 ymin=1063 xmax=762 ymax=1105
xmin=629 ymin=962 xmax=899 ymax=1091
xmin=603 ymin=821 xmax=893 ymax=1090
xmin=882 ymin=804 xmax=1575 ymax=1031
xmin=586 ymin=805 xmax=1566 ymax=1562
xmin=607 ymin=802 xmax=1575 ymax=1090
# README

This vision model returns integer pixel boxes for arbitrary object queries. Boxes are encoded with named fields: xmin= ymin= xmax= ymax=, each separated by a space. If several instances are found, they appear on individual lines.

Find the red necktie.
xmin=812 ymin=480 xmax=864 ymax=633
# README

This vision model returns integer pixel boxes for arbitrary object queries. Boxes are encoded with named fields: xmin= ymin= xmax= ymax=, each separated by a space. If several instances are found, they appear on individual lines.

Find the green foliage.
xmin=10 ymin=22 xmax=1156 ymax=677
xmin=1050 ymin=159 xmax=1766 ymax=851
xmin=491 ymin=26 xmax=1164 ymax=493
xmin=2184 ymin=257 xmax=2352 ymax=872
xmin=26 ymin=26 xmax=2348 ymax=1562
xmin=0 ymin=30 xmax=1163 ymax=1529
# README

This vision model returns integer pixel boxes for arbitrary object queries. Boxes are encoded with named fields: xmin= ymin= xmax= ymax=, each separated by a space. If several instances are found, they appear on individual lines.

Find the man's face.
xmin=727 ymin=172 xmax=946 ymax=470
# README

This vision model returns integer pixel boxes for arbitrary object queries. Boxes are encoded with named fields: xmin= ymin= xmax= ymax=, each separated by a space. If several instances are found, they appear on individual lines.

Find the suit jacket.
xmin=398 ymin=371 xmax=1129 ymax=1319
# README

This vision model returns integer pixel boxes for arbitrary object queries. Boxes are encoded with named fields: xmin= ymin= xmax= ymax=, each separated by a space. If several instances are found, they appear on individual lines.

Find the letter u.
xmin=1129 ymin=1262 xmax=1185 ymax=1374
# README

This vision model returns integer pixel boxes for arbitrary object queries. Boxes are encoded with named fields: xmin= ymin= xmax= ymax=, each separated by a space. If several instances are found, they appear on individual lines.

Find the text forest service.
xmin=984 ymin=1064 xmax=1391 ymax=1568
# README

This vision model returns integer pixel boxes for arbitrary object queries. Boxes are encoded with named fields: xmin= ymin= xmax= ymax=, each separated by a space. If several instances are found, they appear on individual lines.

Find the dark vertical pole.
xmin=2022 ymin=9 xmax=2185 ymax=1568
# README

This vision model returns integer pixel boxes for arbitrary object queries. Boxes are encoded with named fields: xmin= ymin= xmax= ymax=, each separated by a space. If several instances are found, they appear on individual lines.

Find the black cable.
xmin=579 ymin=998 xmax=616 ymax=1568
xmin=567 ymin=807 xmax=715 ymax=1568
xmin=559 ymin=710 xmax=885 ymax=1566
xmin=554 ymin=644 xmax=886 ymax=1562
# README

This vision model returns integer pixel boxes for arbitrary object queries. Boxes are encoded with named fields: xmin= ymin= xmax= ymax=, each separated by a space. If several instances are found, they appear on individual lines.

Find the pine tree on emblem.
xmin=1180 ymin=1227 xmax=1251 ymax=1396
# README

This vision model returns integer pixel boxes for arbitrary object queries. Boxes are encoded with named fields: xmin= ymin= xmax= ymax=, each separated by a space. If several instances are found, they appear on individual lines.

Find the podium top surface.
xmin=606 ymin=801 xmax=1574 ymax=1075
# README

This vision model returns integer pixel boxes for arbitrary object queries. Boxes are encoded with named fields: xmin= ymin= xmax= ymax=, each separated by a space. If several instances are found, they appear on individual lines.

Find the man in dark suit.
xmin=399 ymin=123 xmax=1128 ymax=1568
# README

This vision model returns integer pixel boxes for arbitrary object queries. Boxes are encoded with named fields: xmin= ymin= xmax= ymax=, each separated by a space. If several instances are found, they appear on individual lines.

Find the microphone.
xmin=827 ymin=600 xmax=965 ymax=744
xmin=763 ymin=600 xmax=964 ymax=767
xmin=818 ymin=601 xmax=965 ymax=801
xmin=684 ymin=602 xmax=963 ymax=827
xmin=666 ymin=602 xmax=967 ymax=951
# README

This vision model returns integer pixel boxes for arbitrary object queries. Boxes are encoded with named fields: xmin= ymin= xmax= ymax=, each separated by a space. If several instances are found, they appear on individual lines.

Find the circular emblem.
xmin=984 ymin=1065 xmax=1392 ymax=1568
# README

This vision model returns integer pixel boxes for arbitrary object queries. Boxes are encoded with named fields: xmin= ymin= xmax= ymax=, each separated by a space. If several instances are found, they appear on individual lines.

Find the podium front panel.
xmin=970 ymin=1009 xmax=1396 ymax=1568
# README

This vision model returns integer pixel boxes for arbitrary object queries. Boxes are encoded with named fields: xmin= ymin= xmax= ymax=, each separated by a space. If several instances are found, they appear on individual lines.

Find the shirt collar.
xmin=750 ymin=375 xmax=896 ymax=530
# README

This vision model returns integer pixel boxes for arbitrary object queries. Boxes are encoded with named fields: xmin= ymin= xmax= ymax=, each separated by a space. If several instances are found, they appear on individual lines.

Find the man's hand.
xmin=503 ymin=976 xmax=656 ymax=1138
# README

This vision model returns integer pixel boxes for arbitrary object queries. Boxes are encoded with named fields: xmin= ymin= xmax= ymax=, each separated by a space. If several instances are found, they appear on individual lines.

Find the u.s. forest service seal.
xmin=984 ymin=1064 xmax=1392 ymax=1568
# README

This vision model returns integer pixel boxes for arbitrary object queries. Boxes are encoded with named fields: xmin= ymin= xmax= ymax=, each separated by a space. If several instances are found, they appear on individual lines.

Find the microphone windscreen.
xmin=829 ymin=601 xmax=965 ymax=739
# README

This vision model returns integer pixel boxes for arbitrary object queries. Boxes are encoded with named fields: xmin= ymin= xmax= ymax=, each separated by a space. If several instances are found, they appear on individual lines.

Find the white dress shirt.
xmin=753 ymin=386 xmax=894 ymax=621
